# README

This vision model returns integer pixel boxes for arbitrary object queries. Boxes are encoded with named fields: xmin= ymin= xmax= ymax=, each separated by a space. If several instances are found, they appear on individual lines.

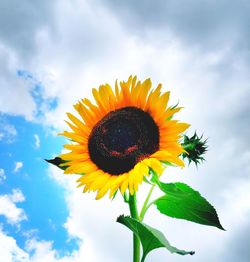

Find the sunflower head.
xmin=58 ymin=76 xmax=190 ymax=199
xmin=181 ymin=132 xmax=208 ymax=166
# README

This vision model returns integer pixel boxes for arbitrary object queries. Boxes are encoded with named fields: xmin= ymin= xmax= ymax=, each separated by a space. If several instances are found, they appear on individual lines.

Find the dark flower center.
xmin=88 ymin=107 xmax=159 ymax=175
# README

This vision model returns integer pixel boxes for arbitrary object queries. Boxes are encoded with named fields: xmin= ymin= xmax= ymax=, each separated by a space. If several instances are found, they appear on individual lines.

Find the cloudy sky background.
xmin=1 ymin=0 xmax=250 ymax=261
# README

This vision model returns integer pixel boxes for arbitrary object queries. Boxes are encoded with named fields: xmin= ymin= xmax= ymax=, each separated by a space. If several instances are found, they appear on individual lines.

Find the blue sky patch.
xmin=0 ymin=114 xmax=78 ymax=255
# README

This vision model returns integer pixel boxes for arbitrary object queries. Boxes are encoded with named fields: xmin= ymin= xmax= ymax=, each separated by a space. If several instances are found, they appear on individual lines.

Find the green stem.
xmin=141 ymin=254 xmax=147 ymax=262
xmin=128 ymin=193 xmax=140 ymax=262
xmin=139 ymin=184 xmax=155 ymax=221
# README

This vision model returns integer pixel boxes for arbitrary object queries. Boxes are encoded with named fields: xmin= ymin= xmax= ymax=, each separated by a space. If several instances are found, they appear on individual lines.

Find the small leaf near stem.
xmin=117 ymin=215 xmax=194 ymax=262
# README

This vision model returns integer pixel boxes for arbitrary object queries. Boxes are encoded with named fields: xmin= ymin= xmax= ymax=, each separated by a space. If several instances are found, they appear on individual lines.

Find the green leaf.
xmin=45 ymin=157 xmax=68 ymax=170
xmin=154 ymin=182 xmax=224 ymax=230
xmin=117 ymin=215 xmax=194 ymax=261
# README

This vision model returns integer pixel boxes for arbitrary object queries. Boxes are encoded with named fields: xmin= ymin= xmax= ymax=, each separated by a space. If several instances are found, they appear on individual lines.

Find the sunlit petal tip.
xmin=109 ymin=188 xmax=116 ymax=199
xmin=92 ymin=87 xmax=97 ymax=93
xmin=95 ymin=188 xmax=108 ymax=200
xmin=76 ymin=182 xmax=83 ymax=188
xmin=83 ymin=185 xmax=89 ymax=193
xmin=127 ymin=75 xmax=133 ymax=83
xmin=179 ymin=160 xmax=185 ymax=168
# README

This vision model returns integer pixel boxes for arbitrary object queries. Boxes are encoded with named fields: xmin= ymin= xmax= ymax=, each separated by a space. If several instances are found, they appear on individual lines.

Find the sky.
xmin=0 ymin=0 xmax=250 ymax=261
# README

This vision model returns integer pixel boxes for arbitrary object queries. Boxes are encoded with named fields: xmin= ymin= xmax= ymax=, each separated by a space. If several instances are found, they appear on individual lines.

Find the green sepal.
xmin=45 ymin=157 xmax=69 ymax=170
xmin=169 ymin=102 xmax=179 ymax=110
xmin=111 ymin=190 xmax=118 ymax=200
xmin=150 ymin=169 xmax=158 ymax=184
xmin=117 ymin=215 xmax=194 ymax=261
xmin=181 ymin=132 xmax=208 ymax=166
xmin=122 ymin=191 xmax=129 ymax=203
xmin=166 ymin=102 xmax=179 ymax=120
xmin=160 ymin=160 xmax=175 ymax=167
xmin=143 ymin=176 xmax=153 ymax=185
xmin=154 ymin=182 xmax=225 ymax=230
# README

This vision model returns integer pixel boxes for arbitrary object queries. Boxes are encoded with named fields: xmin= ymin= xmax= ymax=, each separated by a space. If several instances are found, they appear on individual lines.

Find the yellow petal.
xmin=120 ymin=174 xmax=129 ymax=195
xmin=82 ymin=98 xmax=102 ymax=119
xmin=65 ymin=161 xmax=97 ymax=174
xmin=145 ymin=83 xmax=162 ymax=111
xmin=143 ymin=158 xmax=164 ymax=175
xmin=137 ymin=78 xmax=151 ymax=109
xmin=131 ymin=167 xmax=139 ymax=192
xmin=66 ymin=112 xmax=90 ymax=134
xmin=65 ymin=121 xmax=87 ymax=137
xmin=59 ymin=152 xmax=89 ymax=161
xmin=74 ymin=102 xmax=96 ymax=127
xmin=88 ymin=173 xmax=110 ymax=191
xmin=82 ymin=184 xmax=90 ymax=193
xmin=128 ymin=170 xmax=135 ymax=195
xmin=63 ymin=144 xmax=88 ymax=152
xmin=109 ymin=183 xmax=119 ymax=199
xmin=59 ymin=131 xmax=87 ymax=143
xmin=95 ymin=176 xmax=116 ymax=200
xmin=92 ymin=88 xmax=109 ymax=114
xmin=77 ymin=170 xmax=103 ymax=186
xmin=152 ymin=150 xmax=185 ymax=167
xmin=137 ymin=163 xmax=149 ymax=184
xmin=109 ymin=175 xmax=126 ymax=198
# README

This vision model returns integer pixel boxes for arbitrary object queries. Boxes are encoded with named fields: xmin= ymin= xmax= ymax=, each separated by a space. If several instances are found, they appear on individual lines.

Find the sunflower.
xmin=59 ymin=76 xmax=190 ymax=199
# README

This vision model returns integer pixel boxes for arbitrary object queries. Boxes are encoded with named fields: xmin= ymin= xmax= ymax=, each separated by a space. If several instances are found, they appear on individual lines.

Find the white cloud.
xmin=0 ymin=228 xmax=29 ymax=262
xmin=221 ymin=179 xmax=250 ymax=228
xmin=0 ymin=0 xmax=55 ymax=120
xmin=26 ymin=237 xmax=101 ymax=262
xmin=0 ymin=118 xmax=17 ymax=143
xmin=0 ymin=168 xmax=6 ymax=183
xmin=34 ymin=134 xmax=40 ymax=149
xmin=0 ymin=45 xmax=36 ymax=120
xmin=0 ymin=189 xmax=27 ymax=226
xmin=9 ymin=188 xmax=26 ymax=203
xmin=14 ymin=161 xmax=23 ymax=173
xmin=0 ymin=229 xmax=101 ymax=262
